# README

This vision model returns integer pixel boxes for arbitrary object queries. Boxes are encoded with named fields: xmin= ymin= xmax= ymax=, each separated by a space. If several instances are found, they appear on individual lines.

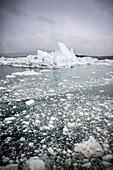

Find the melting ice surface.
xmin=0 ymin=66 xmax=113 ymax=168
xmin=0 ymin=42 xmax=113 ymax=68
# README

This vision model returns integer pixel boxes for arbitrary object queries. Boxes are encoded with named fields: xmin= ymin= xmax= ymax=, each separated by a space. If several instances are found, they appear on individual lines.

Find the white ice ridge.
xmin=74 ymin=136 xmax=104 ymax=158
xmin=0 ymin=42 xmax=113 ymax=68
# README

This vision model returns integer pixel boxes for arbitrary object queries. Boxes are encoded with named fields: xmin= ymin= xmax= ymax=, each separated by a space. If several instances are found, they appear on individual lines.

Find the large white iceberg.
xmin=0 ymin=42 xmax=113 ymax=68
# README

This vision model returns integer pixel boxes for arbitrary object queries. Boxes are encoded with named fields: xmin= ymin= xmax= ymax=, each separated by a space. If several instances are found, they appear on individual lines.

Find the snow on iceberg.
xmin=0 ymin=42 xmax=113 ymax=68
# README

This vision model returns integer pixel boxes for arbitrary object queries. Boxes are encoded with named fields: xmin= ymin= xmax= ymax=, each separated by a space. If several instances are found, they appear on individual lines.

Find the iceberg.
xmin=0 ymin=42 xmax=113 ymax=68
xmin=53 ymin=42 xmax=77 ymax=66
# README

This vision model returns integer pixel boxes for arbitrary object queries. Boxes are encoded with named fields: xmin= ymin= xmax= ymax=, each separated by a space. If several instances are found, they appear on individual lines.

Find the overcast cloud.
xmin=0 ymin=0 xmax=113 ymax=55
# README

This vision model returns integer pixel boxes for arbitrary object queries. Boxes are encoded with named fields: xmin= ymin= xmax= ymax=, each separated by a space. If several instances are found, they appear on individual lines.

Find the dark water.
xmin=0 ymin=65 xmax=113 ymax=169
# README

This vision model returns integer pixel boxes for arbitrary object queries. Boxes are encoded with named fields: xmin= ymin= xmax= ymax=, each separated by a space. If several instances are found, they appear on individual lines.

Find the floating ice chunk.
xmin=67 ymin=149 xmax=72 ymax=154
xmin=49 ymin=89 xmax=55 ymax=93
xmin=103 ymin=154 xmax=113 ymax=160
xmin=62 ymin=150 xmax=67 ymax=154
xmin=25 ymin=157 xmax=45 ymax=170
xmin=82 ymin=162 xmax=91 ymax=168
xmin=22 ymin=121 xmax=29 ymax=125
xmin=50 ymin=116 xmax=56 ymax=121
xmin=4 ymin=164 xmax=18 ymax=170
xmin=0 ymin=87 xmax=6 ymax=90
xmin=67 ymin=122 xmax=75 ymax=128
xmin=20 ymin=137 xmax=25 ymax=142
xmin=25 ymin=99 xmax=34 ymax=105
xmin=3 ymin=157 xmax=10 ymax=163
xmin=29 ymin=142 xmax=34 ymax=147
xmin=42 ymin=145 xmax=46 ymax=149
xmin=5 ymin=137 xmax=11 ymax=143
xmin=13 ymin=106 xmax=16 ymax=109
xmin=12 ymin=70 xmax=41 ymax=76
xmin=64 ymin=158 xmax=72 ymax=168
xmin=40 ymin=126 xmax=50 ymax=130
xmin=74 ymin=136 xmax=104 ymax=158
xmin=6 ymin=75 xmax=15 ymax=78
xmin=35 ymin=120 xmax=40 ymax=124
xmin=48 ymin=147 xmax=54 ymax=155
xmin=96 ymin=127 xmax=102 ymax=132
xmin=40 ymin=69 xmax=50 ymax=72
xmin=14 ymin=92 xmax=19 ymax=96
xmin=49 ymin=124 xmax=54 ymax=129
xmin=4 ymin=117 xmax=15 ymax=122
xmin=63 ymin=126 xmax=68 ymax=134
xmin=102 ymin=161 xmax=113 ymax=167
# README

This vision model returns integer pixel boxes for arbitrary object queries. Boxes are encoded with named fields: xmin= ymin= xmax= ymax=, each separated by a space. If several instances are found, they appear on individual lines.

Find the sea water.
xmin=0 ymin=65 xmax=113 ymax=168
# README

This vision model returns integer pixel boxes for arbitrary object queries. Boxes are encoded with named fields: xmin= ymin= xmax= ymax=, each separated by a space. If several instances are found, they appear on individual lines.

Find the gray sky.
xmin=0 ymin=0 xmax=113 ymax=55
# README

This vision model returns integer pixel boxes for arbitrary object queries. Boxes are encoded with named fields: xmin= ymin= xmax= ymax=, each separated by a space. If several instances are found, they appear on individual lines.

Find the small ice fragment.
xmin=102 ymin=161 xmax=113 ymax=167
xmin=25 ymin=100 xmax=34 ymax=105
xmin=40 ymin=69 xmax=50 ymax=72
xmin=42 ymin=145 xmax=46 ymax=149
xmin=62 ymin=150 xmax=67 ymax=154
xmin=34 ymin=150 xmax=39 ymax=153
xmin=67 ymin=149 xmax=72 ymax=153
xmin=49 ymin=89 xmax=55 ymax=93
xmin=3 ymin=157 xmax=10 ymax=163
xmin=63 ymin=126 xmax=68 ymax=134
xmin=20 ymin=137 xmax=25 ymax=142
xmin=13 ymin=106 xmax=16 ymax=109
xmin=48 ymin=147 xmax=54 ymax=155
xmin=96 ymin=127 xmax=102 ymax=132
xmin=4 ymin=164 xmax=18 ymax=170
xmin=4 ymin=117 xmax=15 ymax=122
xmin=12 ymin=70 xmax=41 ymax=76
xmin=14 ymin=92 xmax=19 ymax=96
xmin=64 ymin=158 xmax=72 ymax=168
xmin=0 ymin=87 xmax=6 ymax=90
xmin=35 ymin=120 xmax=40 ymax=124
xmin=27 ymin=157 xmax=45 ymax=170
xmin=67 ymin=122 xmax=75 ymax=128
xmin=25 ymin=115 xmax=30 ymax=119
xmin=82 ymin=162 xmax=91 ymax=168
xmin=29 ymin=142 xmax=34 ymax=147
xmin=49 ymin=124 xmax=54 ymax=129
xmin=50 ymin=117 xmax=56 ymax=121
xmin=6 ymin=75 xmax=15 ymax=78
xmin=103 ymin=154 xmax=113 ymax=160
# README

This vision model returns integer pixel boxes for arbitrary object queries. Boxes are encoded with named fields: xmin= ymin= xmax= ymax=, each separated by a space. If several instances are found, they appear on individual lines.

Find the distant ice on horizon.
xmin=0 ymin=42 xmax=113 ymax=68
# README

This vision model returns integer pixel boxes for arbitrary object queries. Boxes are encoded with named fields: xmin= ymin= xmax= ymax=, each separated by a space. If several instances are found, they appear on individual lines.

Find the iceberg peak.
xmin=55 ymin=42 xmax=71 ymax=57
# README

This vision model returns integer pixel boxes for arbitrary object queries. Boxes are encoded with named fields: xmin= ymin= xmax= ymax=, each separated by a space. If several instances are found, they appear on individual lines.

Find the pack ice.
xmin=0 ymin=42 xmax=112 ymax=68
